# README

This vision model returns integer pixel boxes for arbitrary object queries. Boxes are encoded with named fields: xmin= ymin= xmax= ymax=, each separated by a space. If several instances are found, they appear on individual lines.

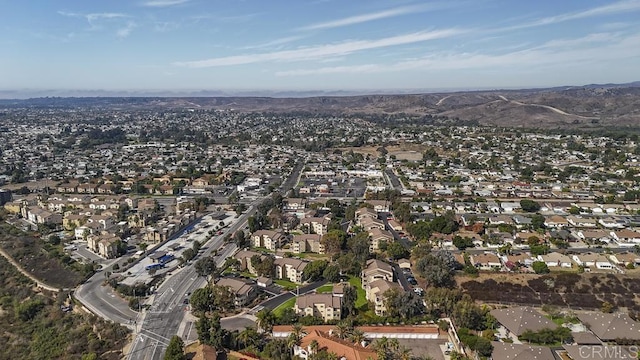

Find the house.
xmin=257 ymin=277 xmax=273 ymax=288
xmin=190 ymin=343 xmax=225 ymax=360
xmin=368 ymin=228 xmax=394 ymax=253
xmin=251 ymin=229 xmax=286 ymax=251
xmin=537 ymin=252 xmax=573 ymax=268
xmin=234 ymin=250 xmax=265 ymax=276
xmin=512 ymin=215 xmax=533 ymax=228
xmin=77 ymin=183 xmax=98 ymax=194
xmin=87 ymin=234 xmax=120 ymax=259
xmin=361 ymin=259 xmax=394 ymax=288
xmin=299 ymin=216 xmax=331 ymax=236
xmin=292 ymin=330 xmax=377 ymax=360
xmin=397 ymin=258 xmax=411 ymax=270
xmin=365 ymin=279 xmax=402 ymax=316
xmin=490 ymin=306 xmax=558 ymax=337
xmin=354 ymin=207 xmax=377 ymax=221
xmin=387 ymin=219 xmax=403 ymax=232
xmin=294 ymin=294 xmax=342 ymax=322
xmin=544 ymin=215 xmax=569 ymax=228
xmin=215 ymin=277 xmax=257 ymax=307
xmin=489 ymin=215 xmax=514 ymax=225
xmin=284 ymin=198 xmax=307 ymax=212
xmin=504 ymin=253 xmax=535 ymax=268
xmin=576 ymin=312 xmax=640 ymax=342
xmin=292 ymin=234 xmax=324 ymax=254
xmin=274 ymin=258 xmax=308 ymax=283
xmin=471 ymin=253 xmax=502 ymax=270
xmin=608 ymin=252 xmax=640 ymax=267
xmin=571 ymin=253 xmax=614 ymax=269
xmin=358 ymin=216 xmax=385 ymax=231
xmin=567 ymin=216 xmax=598 ymax=228
xmin=578 ymin=230 xmax=613 ymax=244
xmin=365 ymin=200 xmax=390 ymax=213
xmin=610 ymin=229 xmax=640 ymax=244
xmin=500 ymin=202 xmax=521 ymax=213
xmin=492 ymin=342 xmax=555 ymax=360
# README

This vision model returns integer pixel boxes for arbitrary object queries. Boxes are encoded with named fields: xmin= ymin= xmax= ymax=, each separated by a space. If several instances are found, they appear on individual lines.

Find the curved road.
xmin=126 ymin=161 xmax=305 ymax=360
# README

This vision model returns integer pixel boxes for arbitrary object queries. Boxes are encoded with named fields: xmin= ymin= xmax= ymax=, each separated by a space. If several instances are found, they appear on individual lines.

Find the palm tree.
xmin=349 ymin=328 xmax=366 ymax=345
xmin=398 ymin=346 xmax=412 ymax=360
xmin=238 ymin=327 xmax=262 ymax=350
xmin=335 ymin=320 xmax=353 ymax=340
xmin=256 ymin=309 xmax=275 ymax=334
xmin=310 ymin=339 xmax=319 ymax=355
xmin=289 ymin=323 xmax=306 ymax=345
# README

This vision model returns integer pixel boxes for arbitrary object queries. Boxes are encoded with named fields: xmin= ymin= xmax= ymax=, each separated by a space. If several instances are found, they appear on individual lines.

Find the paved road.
xmin=127 ymin=161 xmax=305 ymax=360
xmin=384 ymin=169 xmax=402 ymax=190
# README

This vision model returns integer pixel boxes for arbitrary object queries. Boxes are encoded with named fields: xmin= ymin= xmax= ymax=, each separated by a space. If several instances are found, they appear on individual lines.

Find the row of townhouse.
xmin=234 ymin=250 xmax=309 ymax=284
xmin=470 ymin=251 xmax=640 ymax=271
xmin=361 ymin=259 xmax=400 ymax=316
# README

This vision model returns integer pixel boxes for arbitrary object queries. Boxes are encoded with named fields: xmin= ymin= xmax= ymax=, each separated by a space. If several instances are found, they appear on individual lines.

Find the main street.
xmin=126 ymin=161 xmax=305 ymax=360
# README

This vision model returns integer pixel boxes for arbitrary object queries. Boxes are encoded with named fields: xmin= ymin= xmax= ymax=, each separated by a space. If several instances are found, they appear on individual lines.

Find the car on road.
xmin=183 ymin=298 xmax=189 ymax=304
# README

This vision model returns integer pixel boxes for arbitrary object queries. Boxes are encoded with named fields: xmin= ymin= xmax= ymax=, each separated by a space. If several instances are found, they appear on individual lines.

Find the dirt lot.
xmin=0 ymin=226 xmax=84 ymax=289
xmin=458 ymin=272 xmax=640 ymax=312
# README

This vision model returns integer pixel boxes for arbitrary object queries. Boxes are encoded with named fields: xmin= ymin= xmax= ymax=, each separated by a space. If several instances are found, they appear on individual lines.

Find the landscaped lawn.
xmin=295 ymin=252 xmax=331 ymax=261
xmin=273 ymin=297 xmax=296 ymax=317
xmin=348 ymin=276 xmax=368 ymax=309
xmin=274 ymin=279 xmax=299 ymax=290
xmin=315 ymin=284 xmax=333 ymax=293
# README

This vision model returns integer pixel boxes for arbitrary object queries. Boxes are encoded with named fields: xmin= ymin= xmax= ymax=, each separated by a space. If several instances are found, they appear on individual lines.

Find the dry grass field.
xmin=458 ymin=272 xmax=640 ymax=312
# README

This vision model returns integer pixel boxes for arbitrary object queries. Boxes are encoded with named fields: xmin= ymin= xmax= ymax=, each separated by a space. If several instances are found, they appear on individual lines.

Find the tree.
xmin=347 ymin=231 xmax=371 ymax=263
xmin=253 ymin=255 xmax=275 ymax=277
xmin=233 ymin=230 xmax=248 ymax=248
xmin=190 ymin=287 xmax=213 ymax=313
xmin=304 ymin=260 xmax=328 ymax=282
xmin=342 ymin=285 xmax=357 ymax=316
xmin=452 ymin=236 xmax=474 ymax=250
xmin=321 ymin=230 xmax=347 ymax=255
xmin=601 ymin=301 xmax=615 ymax=313
xmin=531 ymin=214 xmax=545 ymax=229
xmin=256 ymin=309 xmax=276 ymax=333
xmin=196 ymin=313 xmax=229 ymax=349
xmin=429 ymin=212 xmax=459 ymax=234
xmin=532 ymin=261 xmax=550 ymax=274
xmin=238 ymin=327 xmax=263 ymax=350
xmin=415 ymin=252 xmax=458 ymax=288
xmin=322 ymin=264 xmax=341 ymax=283
xmin=211 ymin=285 xmax=236 ymax=312
xmin=195 ymin=256 xmax=218 ymax=278
xmin=520 ymin=199 xmax=541 ymax=212
xmin=386 ymin=241 xmax=409 ymax=260
xmin=164 ymin=335 xmax=185 ymax=360
xmin=393 ymin=202 xmax=412 ymax=223
xmin=182 ymin=248 xmax=196 ymax=263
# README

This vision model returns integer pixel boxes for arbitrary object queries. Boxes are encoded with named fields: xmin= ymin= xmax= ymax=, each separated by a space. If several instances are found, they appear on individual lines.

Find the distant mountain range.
xmin=1 ymin=82 xmax=639 ymax=129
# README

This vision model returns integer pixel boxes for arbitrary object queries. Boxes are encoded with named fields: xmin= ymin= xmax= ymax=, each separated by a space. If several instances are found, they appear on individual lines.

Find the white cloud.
xmin=142 ymin=0 xmax=189 ymax=7
xmin=117 ymin=21 xmax=137 ymax=38
xmin=175 ymin=28 xmax=465 ymax=67
xmin=299 ymin=4 xmax=443 ymax=31
xmin=275 ymin=32 xmax=640 ymax=76
xmin=58 ymin=11 xmax=133 ymax=37
xmin=503 ymin=0 xmax=640 ymax=30
xmin=241 ymin=35 xmax=306 ymax=50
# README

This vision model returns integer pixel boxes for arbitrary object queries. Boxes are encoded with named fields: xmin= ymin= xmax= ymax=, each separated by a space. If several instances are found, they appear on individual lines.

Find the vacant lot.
xmin=459 ymin=272 xmax=640 ymax=312
xmin=0 ymin=225 xmax=85 ymax=289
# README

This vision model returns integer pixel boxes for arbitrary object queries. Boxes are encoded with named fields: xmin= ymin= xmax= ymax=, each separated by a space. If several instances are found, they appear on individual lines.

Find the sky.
xmin=2 ymin=0 xmax=640 ymax=95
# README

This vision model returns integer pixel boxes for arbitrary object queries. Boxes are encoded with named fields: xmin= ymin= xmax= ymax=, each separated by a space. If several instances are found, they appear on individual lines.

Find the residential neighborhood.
xmin=1 ymin=105 xmax=640 ymax=360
